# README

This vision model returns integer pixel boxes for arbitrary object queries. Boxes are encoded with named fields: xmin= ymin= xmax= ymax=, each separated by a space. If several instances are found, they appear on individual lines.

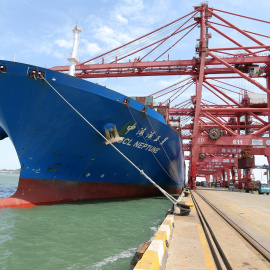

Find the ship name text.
xmin=118 ymin=137 xmax=160 ymax=153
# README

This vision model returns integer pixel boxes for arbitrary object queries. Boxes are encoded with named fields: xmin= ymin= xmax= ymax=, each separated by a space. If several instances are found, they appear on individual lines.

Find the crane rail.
xmin=191 ymin=190 xmax=270 ymax=269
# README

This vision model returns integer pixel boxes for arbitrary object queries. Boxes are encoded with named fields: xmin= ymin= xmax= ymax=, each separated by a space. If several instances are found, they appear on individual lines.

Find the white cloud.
xmin=23 ymin=41 xmax=53 ymax=57
xmin=53 ymin=50 xmax=66 ymax=60
xmin=94 ymin=26 xmax=121 ymax=48
xmin=85 ymin=42 xmax=102 ymax=56
xmin=38 ymin=43 xmax=53 ymax=54
xmin=95 ymin=26 xmax=114 ymax=38
xmin=118 ymin=0 xmax=144 ymax=15
xmin=54 ymin=39 xmax=73 ymax=49
xmin=94 ymin=25 xmax=133 ymax=49
xmin=115 ymin=14 xmax=128 ymax=24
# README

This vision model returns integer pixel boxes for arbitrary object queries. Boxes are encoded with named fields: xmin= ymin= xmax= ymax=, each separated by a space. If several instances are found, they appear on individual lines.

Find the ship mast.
xmin=68 ymin=25 xmax=82 ymax=76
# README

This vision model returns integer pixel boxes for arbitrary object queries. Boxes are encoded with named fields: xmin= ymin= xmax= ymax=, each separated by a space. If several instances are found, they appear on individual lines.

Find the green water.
xmin=0 ymin=174 xmax=173 ymax=269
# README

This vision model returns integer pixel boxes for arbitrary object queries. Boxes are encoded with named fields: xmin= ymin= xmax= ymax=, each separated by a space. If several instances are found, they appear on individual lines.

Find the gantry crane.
xmin=52 ymin=3 xmax=270 ymax=189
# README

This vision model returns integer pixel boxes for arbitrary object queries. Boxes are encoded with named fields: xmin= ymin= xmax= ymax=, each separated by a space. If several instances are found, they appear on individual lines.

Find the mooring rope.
xmin=41 ymin=75 xmax=178 ymax=205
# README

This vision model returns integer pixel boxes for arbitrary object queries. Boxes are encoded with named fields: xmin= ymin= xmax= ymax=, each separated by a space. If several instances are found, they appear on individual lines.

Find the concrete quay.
xmin=134 ymin=188 xmax=270 ymax=269
xmin=162 ymin=188 xmax=270 ymax=270
xmin=162 ymin=192 xmax=215 ymax=270
xmin=196 ymin=187 xmax=270 ymax=254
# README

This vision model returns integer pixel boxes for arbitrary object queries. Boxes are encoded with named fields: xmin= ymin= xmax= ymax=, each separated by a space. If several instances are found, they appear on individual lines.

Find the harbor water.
xmin=0 ymin=173 xmax=173 ymax=270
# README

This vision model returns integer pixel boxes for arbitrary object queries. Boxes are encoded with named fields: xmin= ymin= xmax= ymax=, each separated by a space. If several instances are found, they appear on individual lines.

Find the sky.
xmin=0 ymin=0 xmax=269 ymax=181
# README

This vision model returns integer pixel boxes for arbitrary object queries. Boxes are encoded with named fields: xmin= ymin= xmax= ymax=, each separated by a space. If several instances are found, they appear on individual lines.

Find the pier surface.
xmin=163 ymin=188 xmax=270 ymax=269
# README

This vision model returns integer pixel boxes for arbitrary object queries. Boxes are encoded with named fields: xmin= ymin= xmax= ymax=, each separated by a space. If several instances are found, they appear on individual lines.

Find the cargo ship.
xmin=0 ymin=59 xmax=184 ymax=208
xmin=0 ymin=26 xmax=184 ymax=208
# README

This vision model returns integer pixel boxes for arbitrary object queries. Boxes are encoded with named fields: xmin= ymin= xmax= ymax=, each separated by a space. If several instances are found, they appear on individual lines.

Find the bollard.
xmin=166 ymin=208 xmax=174 ymax=216
xmin=176 ymin=201 xmax=194 ymax=216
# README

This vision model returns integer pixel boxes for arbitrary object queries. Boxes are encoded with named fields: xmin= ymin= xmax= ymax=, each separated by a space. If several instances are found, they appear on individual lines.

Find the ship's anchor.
xmin=103 ymin=123 xmax=124 ymax=145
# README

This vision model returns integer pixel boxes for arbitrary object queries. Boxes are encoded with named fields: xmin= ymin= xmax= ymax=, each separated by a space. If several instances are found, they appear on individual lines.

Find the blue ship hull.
xmin=0 ymin=60 xmax=184 ymax=208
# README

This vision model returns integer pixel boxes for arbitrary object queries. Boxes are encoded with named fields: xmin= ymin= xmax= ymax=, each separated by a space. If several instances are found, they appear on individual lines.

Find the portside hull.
xmin=0 ymin=60 xmax=184 ymax=208
xmin=0 ymin=178 xmax=181 ymax=208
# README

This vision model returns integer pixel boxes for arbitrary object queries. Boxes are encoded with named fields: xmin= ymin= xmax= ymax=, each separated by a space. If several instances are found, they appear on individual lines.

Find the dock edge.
xmin=134 ymin=214 xmax=174 ymax=270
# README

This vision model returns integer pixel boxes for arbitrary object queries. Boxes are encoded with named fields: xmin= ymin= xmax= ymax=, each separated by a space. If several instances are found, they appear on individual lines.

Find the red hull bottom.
xmin=0 ymin=178 xmax=182 ymax=208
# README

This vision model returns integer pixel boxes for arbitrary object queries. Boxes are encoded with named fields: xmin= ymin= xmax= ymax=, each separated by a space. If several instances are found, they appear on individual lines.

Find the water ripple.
xmin=88 ymin=248 xmax=137 ymax=270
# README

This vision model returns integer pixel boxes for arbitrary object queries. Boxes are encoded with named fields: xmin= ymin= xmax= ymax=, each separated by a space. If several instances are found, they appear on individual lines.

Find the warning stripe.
xmin=134 ymin=215 xmax=174 ymax=270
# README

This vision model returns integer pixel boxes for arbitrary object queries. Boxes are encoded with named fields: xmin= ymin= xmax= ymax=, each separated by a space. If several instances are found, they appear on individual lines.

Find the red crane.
xmin=51 ymin=3 xmax=270 ymax=190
